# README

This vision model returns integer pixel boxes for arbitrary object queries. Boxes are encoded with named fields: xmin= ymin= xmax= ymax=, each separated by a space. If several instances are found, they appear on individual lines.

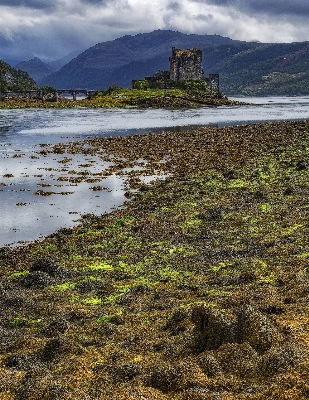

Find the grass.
xmin=2 ymin=120 xmax=309 ymax=398
xmin=0 ymin=87 xmax=242 ymax=109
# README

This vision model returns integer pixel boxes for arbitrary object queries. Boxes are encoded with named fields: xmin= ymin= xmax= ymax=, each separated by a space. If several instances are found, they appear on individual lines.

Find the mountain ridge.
xmin=0 ymin=60 xmax=37 ymax=91
xmin=11 ymin=30 xmax=309 ymax=95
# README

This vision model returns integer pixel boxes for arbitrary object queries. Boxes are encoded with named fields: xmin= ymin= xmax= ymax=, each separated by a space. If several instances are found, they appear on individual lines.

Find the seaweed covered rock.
xmin=198 ymin=342 xmax=259 ymax=379
xmin=191 ymin=304 xmax=282 ymax=355
xmin=40 ymin=337 xmax=74 ymax=362
xmin=148 ymin=362 xmax=187 ymax=393
xmin=41 ymin=317 xmax=69 ymax=337
xmin=191 ymin=305 xmax=236 ymax=352
xmin=197 ymin=351 xmax=223 ymax=377
xmin=4 ymin=353 xmax=39 ymax=371
xmin=13 ymin=369 xmax=53 ymax=400
xmin=236 ymin=305 xmax=282 ymax=354
xmin=259 ymin=343 xmax=304 ymax=377
xmin=31 ymin=257 xmax=78 ymax=280
xmin=109 ymin=386 xmax=168 ymax=400
xmin=163 ymin=308 xmax=190 ymax=331
xmin=20 ymin=270 xmax=54 ymax=289
xmin=148 ymin=361 xmax=205 ymax=394
xmin=216 ymin=342 xmax=259 ymax=378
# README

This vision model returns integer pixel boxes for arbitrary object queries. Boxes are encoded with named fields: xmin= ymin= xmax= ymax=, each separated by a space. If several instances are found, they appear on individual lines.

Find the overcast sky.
xmin=1 ymin=0 xmax=308 ymax=62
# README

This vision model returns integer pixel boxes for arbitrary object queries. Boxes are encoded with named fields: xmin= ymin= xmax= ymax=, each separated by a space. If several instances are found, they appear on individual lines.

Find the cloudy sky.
xmin=1 ymin=0 xmax=308 ymax=63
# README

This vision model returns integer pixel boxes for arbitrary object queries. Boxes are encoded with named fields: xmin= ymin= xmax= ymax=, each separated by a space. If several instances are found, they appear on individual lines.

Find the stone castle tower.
xmin=133 ymin=47 xmax=219 ymax=94
xmin=169 ymin=47 xmax=205 ymax=81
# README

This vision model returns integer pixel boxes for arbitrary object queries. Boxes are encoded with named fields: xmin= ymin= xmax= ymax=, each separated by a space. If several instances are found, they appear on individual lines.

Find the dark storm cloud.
xmin=0 ymin=0 xmax=308 ymax=63
xmin=167 ymin=2 xmax=182 ymax=12
xmin=79 ymin=0 xmax=108 ymax=4
xmin=199 ymin=0 xmax=309 ymax=17
xmin=0 ymin=0 xmax=59 ymax=10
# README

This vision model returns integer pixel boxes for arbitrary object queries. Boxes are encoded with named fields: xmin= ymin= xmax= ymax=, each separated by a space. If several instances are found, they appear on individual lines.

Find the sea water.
xmin=1 ymin=96 xmax=309 ymax=247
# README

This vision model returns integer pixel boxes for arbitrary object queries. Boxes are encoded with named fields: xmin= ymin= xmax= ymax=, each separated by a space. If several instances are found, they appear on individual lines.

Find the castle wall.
xmin=169 ymin=47 xmax=204 ymax=81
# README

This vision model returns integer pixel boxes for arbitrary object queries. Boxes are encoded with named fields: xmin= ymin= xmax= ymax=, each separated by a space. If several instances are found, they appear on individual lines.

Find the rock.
xmin=148 ymin=363 xmax=185 ymax=393
xmin=259 ymin=343 xmax=304 ymax=377
xmin=31 ymin=257 xmax=77 ymax=280
xmin=284 ymin=186 xmax=294 ymax=195
xmin=197 ymin=351 xmax=223 ymax=377
xmin=296 ymin=159 xmax=307 ymax=171
xmin=216 ymin=342 xmax=259 ymax=378
xmin=40 ymin=337 xmax=72 ymax=362
xmin=114 ymin=362 xmax=141 ymax=382
xmin=76 ymin=279 xmax=103 ymax=293
xmin=5 ymin=353 xmax=35 ymax=371
xmin=198 ymin=342 xmax=259 ymax=379
xmin=109 ymin=387 xmax=168 ymax=400
xmin=0 ymin=327 xmax=14 ymax=349
xmin=41 ymin=318 xmax=69 ymax=337
xmin=20 ymin=270 xmax=53 ymax=289
xmin=236 ymin=305 xmax=282 ymax=354
xmin=149 ymin=360 xmax=206 ymax=394
xmin=163 ymin=308 xmax=189 ymax=331
xmin=191 ymin=305 xmax=236 ymax=352
xmin=191 ymin=304 xmax=283 ymax=357
xmin=13 ymin=369 xmax=53 ymax=400
xmin=182 ymin=388 xmax=221 ymax=400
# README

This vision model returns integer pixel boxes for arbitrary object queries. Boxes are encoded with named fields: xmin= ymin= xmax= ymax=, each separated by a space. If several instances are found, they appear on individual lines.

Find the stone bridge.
xmin=0 ymin=89 xmax=97 ymax=100
xmin=56 ymin=89 xmax=96 ymax=100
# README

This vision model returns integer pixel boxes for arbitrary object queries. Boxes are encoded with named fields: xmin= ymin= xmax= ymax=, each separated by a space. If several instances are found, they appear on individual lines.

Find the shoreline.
xmin=2 ymin=119 xmax=309 ymax=398
xmin=0 ymin=95 xmax=244 ymax=109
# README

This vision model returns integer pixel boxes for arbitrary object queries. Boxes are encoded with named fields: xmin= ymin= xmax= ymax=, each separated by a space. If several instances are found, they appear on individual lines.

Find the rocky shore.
xmin=0 ymin=93 xmax=242 ymax=109
xmin=1 ymin=120 xmax=309 ymax=399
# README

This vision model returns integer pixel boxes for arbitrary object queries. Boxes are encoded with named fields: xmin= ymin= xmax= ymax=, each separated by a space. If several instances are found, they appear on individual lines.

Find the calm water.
xmin=1 ymin=96 xmax=309 ymax=247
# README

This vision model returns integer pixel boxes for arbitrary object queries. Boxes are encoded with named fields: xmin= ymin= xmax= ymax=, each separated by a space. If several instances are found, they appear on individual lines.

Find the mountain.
xmin=3 ymin=59 xmax=23 ymax=67
xmin=47 ymin=49 xmax=85 ymax=72
xmin=0 ymin=60 xmax=38 ymax=91
xmin=15 ymin=57 xmax=52 ymax=84
xmin=41 ymin=30 xmax=239 ymax=89
xmin=41 ymin=30 xmax=309 ymax=95
xmin=214 ymin=42 xmax=309 ymax=95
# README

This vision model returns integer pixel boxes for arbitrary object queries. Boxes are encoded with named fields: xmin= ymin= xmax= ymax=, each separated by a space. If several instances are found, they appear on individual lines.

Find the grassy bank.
xmin=0 ymin=88 xmax=241 ymax=109
xmin=1 ymin=120 xmax=309 ymax=399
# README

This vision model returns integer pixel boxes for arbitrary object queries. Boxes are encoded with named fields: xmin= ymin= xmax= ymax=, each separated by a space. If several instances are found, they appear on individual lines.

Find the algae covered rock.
xmin=20 ymin=270 xmax=53 ymax=289
xmin=197 ymin=351 xmax=223 ymax=377
xmin=191 ymin=305 xmax=236 ymax=352
xmin=31 ymin=257 xmax=78 ymax=280
xmin=149 ymin=362 xmax=184 ymax=393
xmin=191 ymin=304 xmax=282 ymax=354
xmin=259 ymin=343 xmax=304 ymax=377
xmin=236 ymin=305 xmax=282 ymax=354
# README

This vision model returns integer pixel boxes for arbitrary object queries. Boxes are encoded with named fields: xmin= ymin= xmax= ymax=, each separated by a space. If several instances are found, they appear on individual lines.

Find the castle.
xmin=133 ymin=47 xmax=219 ymax=94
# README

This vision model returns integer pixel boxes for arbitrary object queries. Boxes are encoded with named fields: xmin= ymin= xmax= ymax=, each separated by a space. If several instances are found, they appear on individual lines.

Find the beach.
xmin=1 ymin=119 xmax=309 ymax=399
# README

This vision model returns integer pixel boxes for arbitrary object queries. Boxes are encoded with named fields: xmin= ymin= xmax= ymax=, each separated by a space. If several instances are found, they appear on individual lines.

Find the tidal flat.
xmin=1 ymin=120 xmax=309 ymax=399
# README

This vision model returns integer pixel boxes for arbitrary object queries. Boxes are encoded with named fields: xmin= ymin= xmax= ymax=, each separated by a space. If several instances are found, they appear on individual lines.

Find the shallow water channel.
xmin=1 ymin=96 xmax=309 ymax=247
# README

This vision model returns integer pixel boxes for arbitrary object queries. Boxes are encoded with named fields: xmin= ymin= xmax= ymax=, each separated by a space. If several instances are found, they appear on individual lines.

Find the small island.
xmin=0 ymin=48 xmax=242 ymax=109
